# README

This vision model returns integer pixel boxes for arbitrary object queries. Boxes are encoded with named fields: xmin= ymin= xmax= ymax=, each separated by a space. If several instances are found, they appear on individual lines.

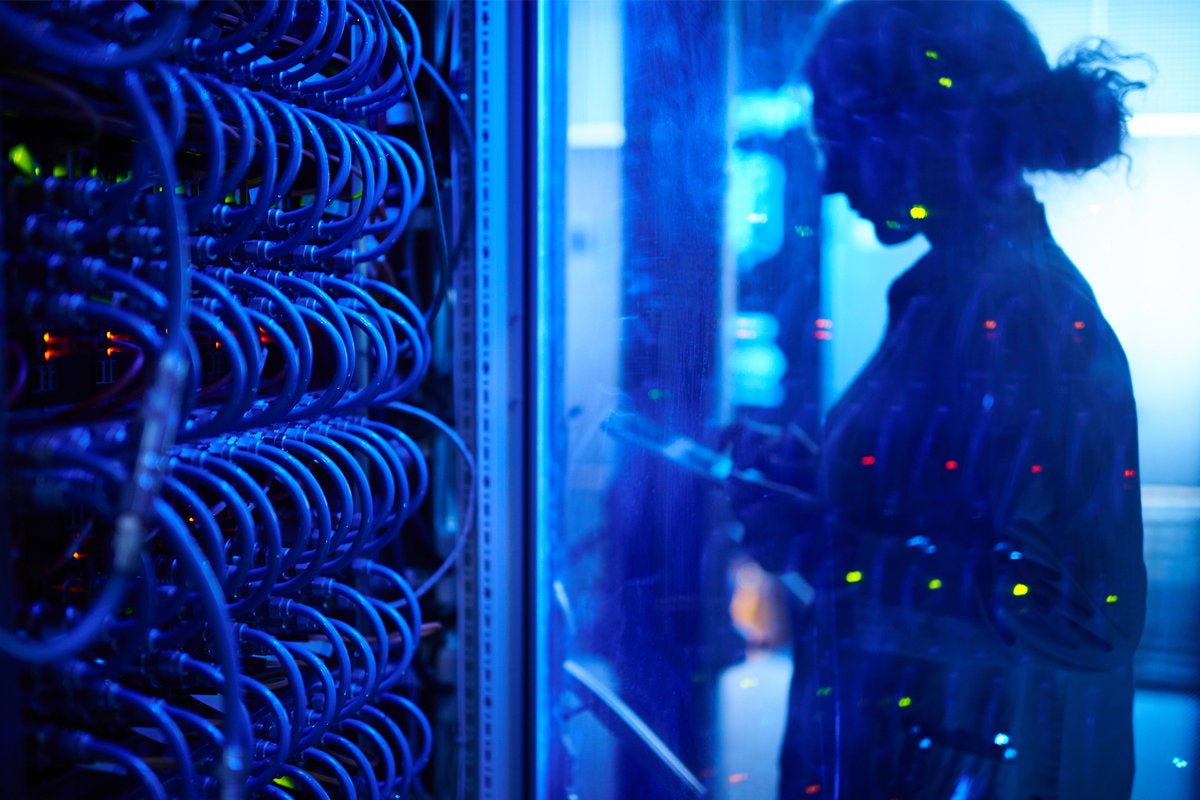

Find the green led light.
xmin=9 ymin=144 xmax=37 ymax=177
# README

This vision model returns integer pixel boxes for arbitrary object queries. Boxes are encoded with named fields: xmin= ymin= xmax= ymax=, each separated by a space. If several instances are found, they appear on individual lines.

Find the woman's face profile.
xmin=812 ymin=98 xmax=929 ymax=246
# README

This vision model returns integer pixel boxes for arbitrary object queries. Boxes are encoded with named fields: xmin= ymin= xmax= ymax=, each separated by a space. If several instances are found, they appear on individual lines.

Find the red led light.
xmin=983 ymin=320 xmax=997 ymax=330
xmin=1124 ymin=469 xmax=1136 ymax=478
xmin=805 ymin=786 xmax=822 ymax=796
xmin=1030 ymin=464 xmax=1043 ymax=474
xmin=861 ymin=455 xmax=876 ymax=466
xmin=1074 ymin=321 xmax=1086 ymax=330
xmin=944 ymin=460 xmax=958 ymax=470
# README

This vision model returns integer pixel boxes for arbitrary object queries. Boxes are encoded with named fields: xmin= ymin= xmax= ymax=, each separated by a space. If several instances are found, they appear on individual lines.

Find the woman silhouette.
xmin=740 ymin=2 xmax=1149 ymax=798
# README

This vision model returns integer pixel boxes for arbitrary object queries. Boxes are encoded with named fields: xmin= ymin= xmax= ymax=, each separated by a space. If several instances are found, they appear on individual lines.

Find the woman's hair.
xmin=803 ymin=0 xmax=1147 ymax=192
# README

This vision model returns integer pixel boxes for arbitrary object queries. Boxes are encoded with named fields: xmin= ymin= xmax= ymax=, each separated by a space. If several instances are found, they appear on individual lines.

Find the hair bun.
xmin=1020 ymin=43 xmax=1145 ymax=173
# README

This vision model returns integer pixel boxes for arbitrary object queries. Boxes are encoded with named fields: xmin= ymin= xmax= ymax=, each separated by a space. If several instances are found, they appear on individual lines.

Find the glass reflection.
xmin=549 ymin=2 xmax=1199 ymax=800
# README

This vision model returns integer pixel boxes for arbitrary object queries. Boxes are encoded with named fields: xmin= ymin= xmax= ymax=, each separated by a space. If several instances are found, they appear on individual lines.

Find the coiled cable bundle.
xmin=0 ymin=2 xmax=470 ymax=797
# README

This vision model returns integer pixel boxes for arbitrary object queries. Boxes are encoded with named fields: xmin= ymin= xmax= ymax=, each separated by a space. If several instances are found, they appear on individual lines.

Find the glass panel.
xmin=543 ymin=2 xmax=1200 ymax=799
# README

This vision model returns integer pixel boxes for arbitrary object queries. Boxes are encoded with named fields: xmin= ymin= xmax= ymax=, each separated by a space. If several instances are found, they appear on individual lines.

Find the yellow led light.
xmin=909 ymin=205 xmax=928 ymax=220
xmin=939 ymin=76 xmax=953 ymax=88
xmin=1012 ymin=583 xmax=1030 ymax=597
xmin=898 ymin=696 xmax=912 ymax=708
xmin=1106 ymin=594 xmax=1119 ymax=604
xmin=846 ymin=570 xmax=864 ymax=584
xmin=928 ymin=578 xmax=943 ymax=590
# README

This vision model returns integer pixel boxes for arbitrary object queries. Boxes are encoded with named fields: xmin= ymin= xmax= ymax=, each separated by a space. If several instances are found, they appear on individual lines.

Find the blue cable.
xmin=364 ymin=590 xmax=414 ymax=692
xmin=327 ymin=306 xmax=391 ymax=412
xmin=264 ymin=104 xmax=330 ymax=257
xmin=210 ymin=90 xmax=280 ymax=255
xmin=310 ymin=121 xmax=379 ymax=258
xmin=190 ymin=269 xmax=263 ymax=401
xmin=325 ymin=3 xmax=388 ymax=105
xmin=313 ymin=578 xmax=388 ymax=696
xmin=149 ymin=62 xmax=187 ymax=151
xmin=178 ymin=454 xmax=284 ymax=598
xmin=172 ymin=654 xmax=293 ymax=793
xmin=378 ymin=692 xmax=434 ymax=773
xmin=168 ymin=463 xmax=278 ymax=616
xmin=362 ymin=418 xmax=429 ymax=523
xmin=266 ymin=435 xmax=355 ymax=565
xmin=164 ymin=701 xmax=226 ymax=767
xmin=332 ymin=420 xmax=409 ymax=553
xmin=219 ymin=268 xmax=314 ymax=424
xmin=319 ymin=422 xmax=397 ymax=528
xmin=322 ymin=730 xmax=380 ymax=800
xmin=279 ymin=762 xmax=333 ymax=800
xmin=272 ymin=598 xmax=353 ymax=716
xmin=358 ymin=703 xmax=415 ymax=800
xmin=231 ymin=443 xmax=331 ymax=592
xmin=352 ymin=134 xmax=416 ymax=262
xmin=297 ymin=0 xmax=377 ymax=96
xmin=238 ymin=307 xmax=305 ymax=428
xmin=386 ymin=403 xmax=475 ymax=599
xmin=0 ymin=2 xmax=190 ymax=70
xmin=47 ymin=726 xmax=169 ymax=800
xmin=152 ymin=498 xmax=251 ymax=800
xmin=73 ymin=258 xmax=169 ymax=319
xmin=300 ymin=108 xmax=353 ymax=218
xmin=327 ymin=615 xmax=376 ymax=718
xmin=338 ymin=716 xmax=396 ymax=798
xmin=304 ymin=272 xmax=399 ymax=391
xmin=189 ymin=0 xmax=278 ymax=59
xmin=298 ymin=428 xmax=377 ymax=535
xmin=301 ymin=747 xmax=356 ymax=800
xmin=373 ymin=0 xmax=450 ymax=324
xmin=321 ymin=421 xmax=402 ymax=551
xmin=224 ymin=0 xmax=296 ymax=69
xmin=347 ymin=0 xmax=422 ymax=115
xmin=237 ymin=624 xmax=307 ymax=735
xmin=193 ymin=74 xmax=256 ymax=225
xmin=249 ymin=0 xmax=330 ymax=79
xmin=353 ymin=560 xmax=421 ymax=674
xmin=281 ymin=0 xmax=347 ymax=85
xmin=122 ymin=68 xmax=197 ymax=520
xmin=172 ymin=68 xmax=228 ymax=224
xmin=282 ymin=640 xmax=338 ymax=750
xmin=160 ymin=474 xmax=234 ymax=592
xmin=182 ymin=305 xmax=253 ymax=439
xmin=103 ymin=681 xmax=197 ymax=800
